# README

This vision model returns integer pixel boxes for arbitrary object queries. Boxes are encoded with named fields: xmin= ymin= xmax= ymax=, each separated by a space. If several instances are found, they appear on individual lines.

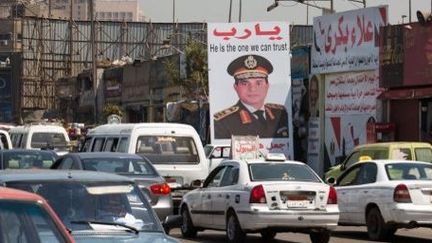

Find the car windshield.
xmin=3 ymin=151 xmax=57 ymax=169
xmin=385 ymin=163 xmax=432 ymax=180
xmin=135 ymin=135 xmax=199 ymax=164
xmin=249 ymin=163 xmax=321 ymax=182
xmin=0 ymin=200 xmax=68 ymax=243
xmin=7 ymin=181 xmax=162 ymax=233
xmin=31 ymin=133 xmax=67 ymax=150
xmin=81 ymin=158 xmax=157 ymax=176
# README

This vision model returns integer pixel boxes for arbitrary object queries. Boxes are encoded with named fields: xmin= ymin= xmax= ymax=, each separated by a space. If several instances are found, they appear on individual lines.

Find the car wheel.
xmin=180 ymin=206 xmax=197 ymax=238
xmin=226 ymin=212 xmax=245 ymax=243
xmin=366 ymin=207 xmax=394 ymax=241
xmin=260 ymin=230 xmax=277 ymax=241
xmin=309 ymin=230 xmax=330 ymax=243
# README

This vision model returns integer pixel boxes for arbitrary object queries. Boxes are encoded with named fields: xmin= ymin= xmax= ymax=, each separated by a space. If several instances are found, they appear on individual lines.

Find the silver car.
xmin=0 ymin=169 xmax=179 ymax=243
xmin=51 ymin=152 xmax=173 ymax=221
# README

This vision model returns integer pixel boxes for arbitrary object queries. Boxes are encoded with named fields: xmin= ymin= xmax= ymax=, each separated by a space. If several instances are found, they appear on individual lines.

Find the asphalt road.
xmin=169 ymin=226 xmax=432 ymax=243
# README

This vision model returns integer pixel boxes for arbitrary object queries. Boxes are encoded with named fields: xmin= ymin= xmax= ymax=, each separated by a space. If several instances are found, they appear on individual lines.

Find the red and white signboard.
xmin=311 ymin=6 xmax=388 ymax=74
xmin=324 ymin=70 xmax=383 ymax=165
xmin=207 ymin=22 xmax=293 ymax=159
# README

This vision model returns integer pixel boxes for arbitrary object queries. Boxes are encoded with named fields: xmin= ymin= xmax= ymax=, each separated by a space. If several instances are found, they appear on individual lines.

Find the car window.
xmin=135 ymin=135 xmax=199 ymax=164
xmin=415 ymin=147 xmax=432 ymax=162
xmin=220 ymin=166 xmax=238 ymax=187
xmin=355 ymin=163 xmax=377 ymax=184
xmin=117 ymin=137 xmax=128 ymax=152
xmin=362 ymin=149 xmax=388 ymax=160
xmin=59 ymin=157 xmax=74 ymax=169
xmin=31 ymin=133 xmax=67 ymax=149
xmin=82 ymin=158 xmax=156 ymax=175
xmin=3 ymin=151 xmax=57 ymax=169
xmin=11 ymin=134 xmax=23 ymax=148
xmin=337 ymin=165 xmax=361 ymax=186
xmin=0 ymin=134 xmax=9 ymax=149
xmin=103 ymin=138 xmax=119 ymax=152
xmin=386 ymin=163 xmax=432 ymax=180
xmin=392 ymin=148 xmax=411 ymax=160
xmin=92 ymin=138 xmax=105 ymax=152
xmin=248 ymin=163 xmax=321 ymax=182
xmin=344 ymin=151 xmax=360 ymax=168
xmin=203 ymin=166 xmax=227 ymax=188
xmin=80 ymin=137 xmax=92 ymax=152
xmin=0 ymin=200 xmax=67 ymax=243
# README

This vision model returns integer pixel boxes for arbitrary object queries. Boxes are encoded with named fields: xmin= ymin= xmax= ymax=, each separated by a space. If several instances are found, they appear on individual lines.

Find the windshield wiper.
xmin=70 ymin=220 xmax=139 ymax=234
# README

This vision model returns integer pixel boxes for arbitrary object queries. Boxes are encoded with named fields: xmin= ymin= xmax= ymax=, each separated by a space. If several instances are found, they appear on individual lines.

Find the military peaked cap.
xmin=227 ymin=54 xmax=273 ymax=80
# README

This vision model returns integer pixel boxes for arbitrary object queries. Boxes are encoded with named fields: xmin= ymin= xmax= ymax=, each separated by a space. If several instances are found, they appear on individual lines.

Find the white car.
xmin=334 ymin=159 xmax=432 ymax=241
xmin=179 ymin=155 xmax=339 ymax=243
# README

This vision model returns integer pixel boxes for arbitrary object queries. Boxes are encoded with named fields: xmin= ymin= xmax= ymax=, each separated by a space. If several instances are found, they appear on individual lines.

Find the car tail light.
xmin=394 ymin=184 xmax=412 ymax=203
xmin=327 ymin=186 xmax=337 ymax=204
xmin=249 ymin=185 xmax=266 ymax=203
xmin=150 ymin=183 xmax=171 ymax=195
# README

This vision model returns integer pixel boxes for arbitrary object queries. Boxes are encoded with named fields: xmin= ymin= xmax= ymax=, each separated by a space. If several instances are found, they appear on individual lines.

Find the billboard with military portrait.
xmin=207 ymin=22 xmax=293 ymax=159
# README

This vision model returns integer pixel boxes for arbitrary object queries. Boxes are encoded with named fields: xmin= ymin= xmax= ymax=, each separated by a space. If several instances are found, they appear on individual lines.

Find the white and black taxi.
xmin=179 ymin=154 xmax=339 ymax=243
xmin=332 ymin=159 xmax=432 ymax=241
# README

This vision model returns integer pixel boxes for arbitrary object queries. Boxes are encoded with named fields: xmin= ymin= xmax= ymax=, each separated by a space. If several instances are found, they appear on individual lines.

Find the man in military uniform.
xmin=214 ymin=54 xmax=289 ymax=139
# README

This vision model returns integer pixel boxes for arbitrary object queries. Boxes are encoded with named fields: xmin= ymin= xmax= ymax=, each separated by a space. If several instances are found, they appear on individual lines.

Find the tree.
xmin=164 ymin=39 xmax=208 ymax=101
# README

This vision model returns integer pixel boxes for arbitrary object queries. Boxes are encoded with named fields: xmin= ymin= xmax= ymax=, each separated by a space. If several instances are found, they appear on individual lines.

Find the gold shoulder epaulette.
xmin=214 ymin=106 xmax=239 ymax=121
xmin=266 ymin=103 xmax=286 ymax=110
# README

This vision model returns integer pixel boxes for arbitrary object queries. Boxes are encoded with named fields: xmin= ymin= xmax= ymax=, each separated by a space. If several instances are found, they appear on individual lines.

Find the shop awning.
xmin=378 ymin=86 xmax=432 ymax=100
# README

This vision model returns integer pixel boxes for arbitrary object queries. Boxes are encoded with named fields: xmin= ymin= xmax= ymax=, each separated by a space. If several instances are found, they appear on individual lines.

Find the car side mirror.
xmin=191 ymin=179 xmax=202 ymax=188
xmin=326 ymin=177 xmax=336 ymax=185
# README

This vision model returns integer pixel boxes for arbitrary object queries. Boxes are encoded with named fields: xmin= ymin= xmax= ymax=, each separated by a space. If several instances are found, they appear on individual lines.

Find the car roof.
xmin=354 ymin=142 xmax=432 ymax=150
xmin=0 ymin=169 xmax=134 ymax=182
xmin=69 ymin=152 xmax=143 ymax=160
xmin=226 ymin=159 xmax=306 ymax=165
xmin=1 ymin=149 xmax=57 ymax=154
xmin=356 ymin=159 xmax=432 ymax=166
xmin=0 ymin=187 xmax=46 ymax=201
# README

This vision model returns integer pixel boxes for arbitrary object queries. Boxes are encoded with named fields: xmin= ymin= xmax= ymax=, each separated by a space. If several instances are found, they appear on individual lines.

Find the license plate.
xmin=287 ymin=200 xmax=309 ymax=208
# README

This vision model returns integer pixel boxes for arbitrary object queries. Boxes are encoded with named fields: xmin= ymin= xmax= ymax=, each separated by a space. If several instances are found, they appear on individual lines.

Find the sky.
xmin=139 ymin=0 xmax=432 ymax=25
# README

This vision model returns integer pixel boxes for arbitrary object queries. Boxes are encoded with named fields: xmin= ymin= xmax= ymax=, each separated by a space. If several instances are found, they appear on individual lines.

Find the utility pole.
xmin=68 ymin=0 xmax=73 ymax=76
xmin=172 ymin=0 xmax=175 ymax=23
xmin=239 ymin=0 xmax=242 ymax=22
xmin=409 ymin=0 xmax=412 ymax=23
xmin=228 ymin=0 xmax=232 ymax=22
xmin=90 ymin=0 xmax=98 ymax=123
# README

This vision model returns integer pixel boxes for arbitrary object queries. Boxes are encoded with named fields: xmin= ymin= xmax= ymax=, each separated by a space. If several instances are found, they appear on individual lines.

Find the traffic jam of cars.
xmin=0 ymin=123 xmax=432 ymax=243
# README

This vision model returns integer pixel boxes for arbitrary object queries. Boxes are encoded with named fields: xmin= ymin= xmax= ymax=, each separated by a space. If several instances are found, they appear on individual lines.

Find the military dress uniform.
xmin=213 ymin=54 xmax=289 ymax=139
xmin=214 ymin=101 xmax=289 ymax=139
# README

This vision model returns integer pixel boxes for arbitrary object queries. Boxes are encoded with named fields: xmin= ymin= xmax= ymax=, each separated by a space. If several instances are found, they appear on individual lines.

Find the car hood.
xmin=72 ymin=231 xmax=178 ymax=243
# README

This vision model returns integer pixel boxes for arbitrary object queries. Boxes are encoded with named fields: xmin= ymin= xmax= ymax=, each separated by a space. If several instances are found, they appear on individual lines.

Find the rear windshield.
xmin=135 ymin=136 xmax=199 ymax=164
xmin=82 ymin=158 xmax=157 ymax=176
xmin=31 ymin=133 xmax=67 ymax=149
xmin=2 ymin=151 xmax=57 ymax=169
xmin=248 ymin=163 xmax=321 ymax=182
xmin=385 ymin=163 xmax=432 ymax=180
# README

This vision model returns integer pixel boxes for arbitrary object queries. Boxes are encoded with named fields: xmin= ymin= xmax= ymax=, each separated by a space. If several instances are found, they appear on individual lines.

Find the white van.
xmin=81 ymin=123 xmax=208 ymax=189
xmin=0 ymin=130 xmax=12 ymax=150
xmin=9 ymin=124 xmax=70 ymax=155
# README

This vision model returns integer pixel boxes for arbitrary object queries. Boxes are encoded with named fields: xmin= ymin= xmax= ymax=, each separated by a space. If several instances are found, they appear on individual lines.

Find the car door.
xmin=335 ymin=164 xmax=362 ymax=223
xmin=349 ymin=163 xmax=378 ymax=224
xmin=194 ymin=166 xmax=227 ymax=227
xmin=212 ymin=165 xmax=239 ymax=228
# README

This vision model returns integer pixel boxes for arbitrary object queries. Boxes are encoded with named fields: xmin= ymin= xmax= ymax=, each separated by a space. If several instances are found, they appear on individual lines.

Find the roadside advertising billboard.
xmin=311 ymin=6 xmax=388 ymax=74
xmin=324 ymin=70 xmax=383 ymax=165
xmin=208 ymin=22 xmax=293 ymax=159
